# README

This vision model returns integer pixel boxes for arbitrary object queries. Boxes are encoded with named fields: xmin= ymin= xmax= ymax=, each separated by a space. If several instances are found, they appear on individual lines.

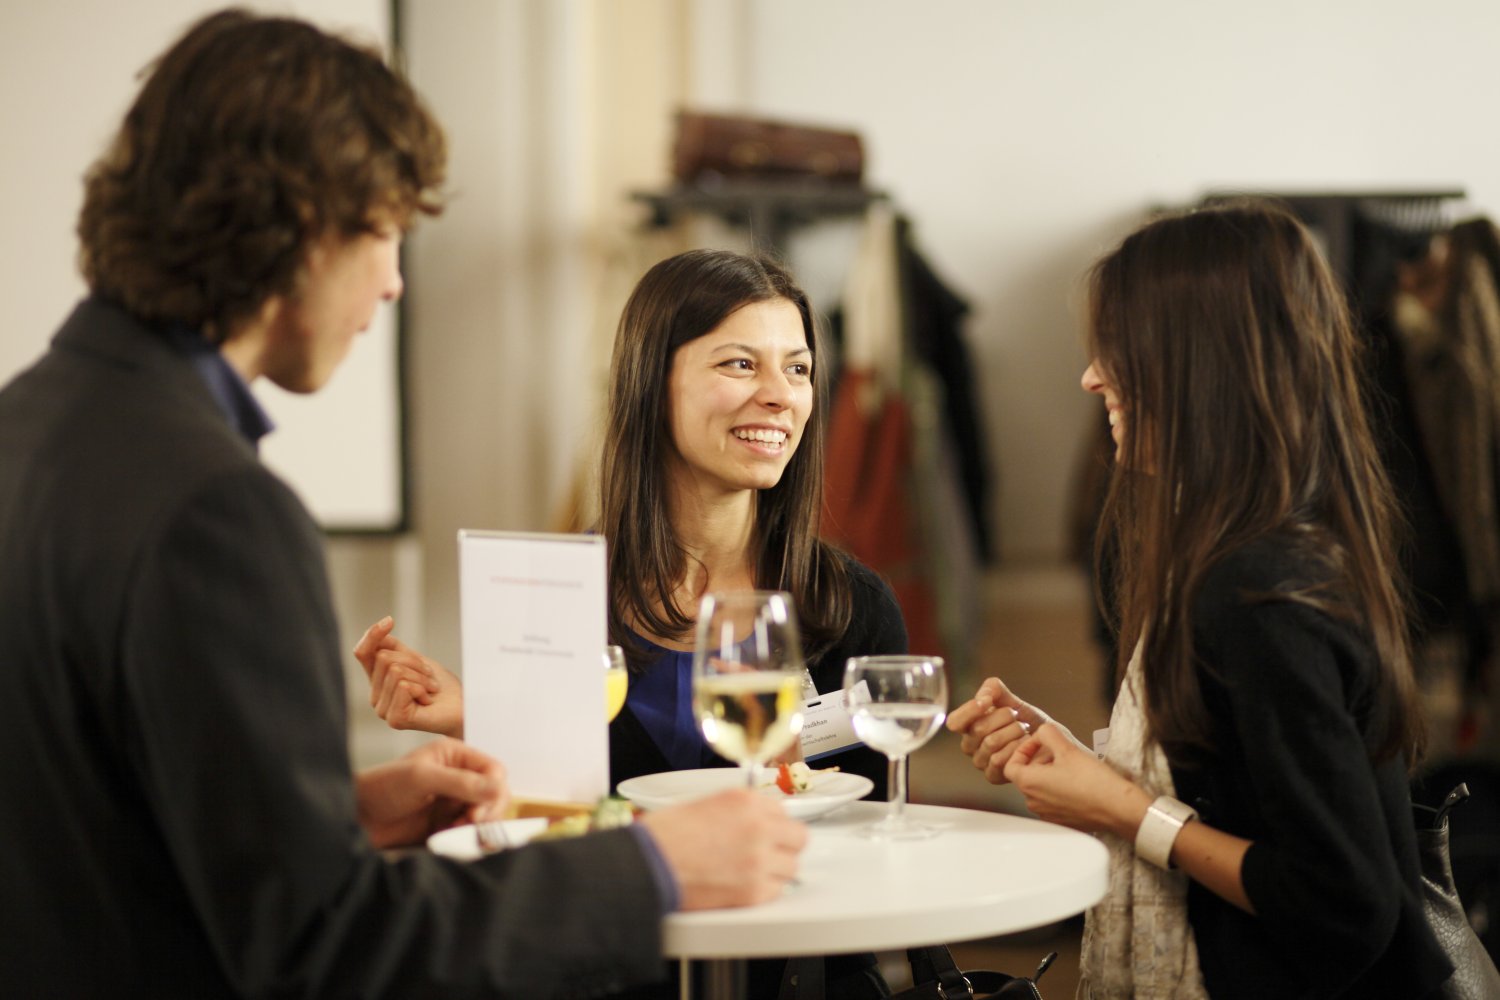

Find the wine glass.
xmin=603 ymin=645 xmax=628 ymax=722
xmin=843 ymin=655 xmax=948 ymax=839
xmin=692 ymin=591 xmax=806 ymax=788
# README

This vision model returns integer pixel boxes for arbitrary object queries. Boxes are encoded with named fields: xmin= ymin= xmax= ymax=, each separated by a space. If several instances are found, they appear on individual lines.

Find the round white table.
xmin=664 ymin=801 xmax=1108 ymax=999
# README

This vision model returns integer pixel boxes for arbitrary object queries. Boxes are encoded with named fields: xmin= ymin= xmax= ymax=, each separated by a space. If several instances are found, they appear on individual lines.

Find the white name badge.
xmin=800 ymin=681 xmax=867 ymax=762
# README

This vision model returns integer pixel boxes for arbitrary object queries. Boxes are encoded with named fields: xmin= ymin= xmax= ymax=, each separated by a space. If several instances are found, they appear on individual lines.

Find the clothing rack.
xmin=1199 ymin=190 xmax=1467 ymax=303
xmin=632 ymin=179 xmax=889 ymax=252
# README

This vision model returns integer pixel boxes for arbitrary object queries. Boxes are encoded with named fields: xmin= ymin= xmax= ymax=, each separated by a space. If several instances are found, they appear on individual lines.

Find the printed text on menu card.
xmin=459 ymin=531 xmax=609 ymax=804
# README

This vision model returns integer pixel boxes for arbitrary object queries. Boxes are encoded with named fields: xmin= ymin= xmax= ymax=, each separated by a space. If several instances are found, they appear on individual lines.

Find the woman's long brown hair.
xmin=1089 ymin=200 xmax=1423 ymax=765
xmin=598 ymin=250 xmax=851 ymax=670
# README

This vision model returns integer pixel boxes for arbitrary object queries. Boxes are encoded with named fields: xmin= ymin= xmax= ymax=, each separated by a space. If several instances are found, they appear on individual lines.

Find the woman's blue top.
xmin=624 ymin=634 xmax=723 ymax=771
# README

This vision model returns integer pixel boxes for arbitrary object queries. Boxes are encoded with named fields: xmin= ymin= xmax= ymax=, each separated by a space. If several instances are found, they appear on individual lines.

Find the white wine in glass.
xmin=844 ymin=655 xmax=948 ymax=839
xmin=692 ymin=591 xmax=806 ymax=787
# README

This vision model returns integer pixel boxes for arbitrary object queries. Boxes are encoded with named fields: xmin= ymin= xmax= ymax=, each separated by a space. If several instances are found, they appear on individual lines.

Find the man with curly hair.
xmin=0 ymin=10 xmax=804 ymax=997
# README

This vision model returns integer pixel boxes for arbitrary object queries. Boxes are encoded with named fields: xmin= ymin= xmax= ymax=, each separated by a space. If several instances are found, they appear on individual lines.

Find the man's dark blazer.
xmin=0 ymin=298 xmax=667 ymax=998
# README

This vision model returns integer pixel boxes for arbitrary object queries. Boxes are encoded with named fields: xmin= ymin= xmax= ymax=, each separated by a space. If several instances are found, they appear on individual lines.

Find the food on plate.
xmin=767 ymin=761 xmax=839 ymax=796
xmin=531 ymin=796 xmax=637 ymax=841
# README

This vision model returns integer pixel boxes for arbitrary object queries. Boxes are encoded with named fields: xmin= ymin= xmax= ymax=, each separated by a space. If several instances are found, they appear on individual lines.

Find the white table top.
xmin=663 ymin=801 xmax=1109 ymax=959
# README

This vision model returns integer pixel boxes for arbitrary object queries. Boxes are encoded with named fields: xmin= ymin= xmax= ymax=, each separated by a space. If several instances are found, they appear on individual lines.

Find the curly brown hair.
xmin=77 ymin=8 xmax=446 ymax=342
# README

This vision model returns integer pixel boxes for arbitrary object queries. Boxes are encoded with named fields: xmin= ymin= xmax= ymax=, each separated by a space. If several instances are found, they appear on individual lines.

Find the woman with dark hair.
xmin=358 ymin=249 xmax=905 ymax=996
xmin=360 ymin=249 xmax=903 ymax=789
xmin=948 ymin=201 xmax=1451 ymax=998
xmin=592 ymin=248 xmax=905 ymax=793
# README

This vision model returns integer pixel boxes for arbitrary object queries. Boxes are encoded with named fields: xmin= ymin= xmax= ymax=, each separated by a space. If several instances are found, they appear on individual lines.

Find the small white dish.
xmin=617 ymin=767 xmax=873 ymax=821
xmin=426 ymin=817 xmax=550 ymax=861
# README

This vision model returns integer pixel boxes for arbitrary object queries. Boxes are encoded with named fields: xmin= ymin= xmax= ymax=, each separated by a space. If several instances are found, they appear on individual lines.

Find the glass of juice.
xmin=603 ymin=645 xmax=628 ymax=722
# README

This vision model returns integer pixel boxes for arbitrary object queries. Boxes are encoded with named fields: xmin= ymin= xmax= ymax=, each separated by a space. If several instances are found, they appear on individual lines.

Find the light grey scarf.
xmin=1076 ymin=641 xmax=1208 ymax=1000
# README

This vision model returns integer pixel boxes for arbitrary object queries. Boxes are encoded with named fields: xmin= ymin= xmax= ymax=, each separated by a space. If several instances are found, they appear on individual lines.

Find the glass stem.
xmin=887 ymin=753 xmax=907 ymax=825
xmin=745 ymin=762 xmax=758 ymax=789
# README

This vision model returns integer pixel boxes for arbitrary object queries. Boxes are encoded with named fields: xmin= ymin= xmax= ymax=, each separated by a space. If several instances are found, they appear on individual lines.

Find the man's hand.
xmin=353 ymin=616 xmax=465 ymax=738
xmin=638 ymin=789 xmax=808 ymax=909
xmin=355 ymin=738 xmax=508 ymax=849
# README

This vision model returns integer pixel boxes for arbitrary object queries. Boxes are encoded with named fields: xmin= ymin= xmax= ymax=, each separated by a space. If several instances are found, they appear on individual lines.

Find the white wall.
xmin=739 ymin=0 xmax=1500 ymax=561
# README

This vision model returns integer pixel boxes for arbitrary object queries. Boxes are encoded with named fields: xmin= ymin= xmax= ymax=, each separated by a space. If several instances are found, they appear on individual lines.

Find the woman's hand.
xmin=353 ymin=616 xmax=465 ymax=738
xmin=1003 ymin=724 xmax=1151 ymax=838
xmin=945 ymin=676 xmax=1050 ymax=784
xmin=1007 ymin=726 xmax=1255 ymax=911
xmin=355 ymin=738 xmax=509 ymax=849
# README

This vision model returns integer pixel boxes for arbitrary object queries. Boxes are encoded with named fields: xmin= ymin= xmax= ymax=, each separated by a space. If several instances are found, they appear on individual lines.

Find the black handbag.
xmin=890 ymin=945 xmax=1056 ymax=1000
xmin=1415 ymin=783 xmax=1500 ymax=999
xmin=777 ymin=946 xmax=1055 ymax=1000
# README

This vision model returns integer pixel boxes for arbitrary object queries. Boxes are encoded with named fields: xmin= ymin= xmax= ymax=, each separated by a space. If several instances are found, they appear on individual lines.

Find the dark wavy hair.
xmin=1089 ymin=199 xmax=1423 ymax=765
xmin=599 ymin=249 xmax=853 ymax=670
xmin=77 ymin=8 xmax=446 ymax=342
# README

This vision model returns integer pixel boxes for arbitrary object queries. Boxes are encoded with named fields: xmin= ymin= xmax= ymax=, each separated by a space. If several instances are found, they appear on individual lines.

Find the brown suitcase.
xmin=672 ymin=110 xmax=864 ymax=184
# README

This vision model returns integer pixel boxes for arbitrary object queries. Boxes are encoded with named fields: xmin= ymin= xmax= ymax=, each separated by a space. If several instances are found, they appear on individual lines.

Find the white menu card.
xmin=458 ymin=530 xmax=609 ymax=803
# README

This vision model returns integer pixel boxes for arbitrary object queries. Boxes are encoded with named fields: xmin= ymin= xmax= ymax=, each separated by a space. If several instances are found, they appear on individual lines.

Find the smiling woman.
xmin=948 ymin=201 xmax=1451 ymax=1000
xmin=666 ymin=297 xmax=813 ymax=495
xmin=355 ymin=249 xmax=911 ymax=1000
xmin=357 ymin=253 xmax=909 ymax=799
xmin=598 ymin=252 xmax=898 ymax=697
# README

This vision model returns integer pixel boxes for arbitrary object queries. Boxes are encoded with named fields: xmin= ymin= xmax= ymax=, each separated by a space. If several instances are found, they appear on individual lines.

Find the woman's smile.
xmin=732 ymin=424 xmax=791 ymax=453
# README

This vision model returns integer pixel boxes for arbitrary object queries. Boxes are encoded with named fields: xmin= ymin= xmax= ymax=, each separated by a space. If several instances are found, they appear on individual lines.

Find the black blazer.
xmin=0 ymin=299 xmax=668 ymax=998
xmin=1171 ymin=539 xmax=1450 ymax=999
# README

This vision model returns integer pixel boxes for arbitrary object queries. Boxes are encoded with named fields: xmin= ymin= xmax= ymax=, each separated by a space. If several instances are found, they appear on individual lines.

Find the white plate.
xmin=426 ymin=817 xmax=550 ymax=861
xmin=617 ymin=767 xmax=873 ymax=821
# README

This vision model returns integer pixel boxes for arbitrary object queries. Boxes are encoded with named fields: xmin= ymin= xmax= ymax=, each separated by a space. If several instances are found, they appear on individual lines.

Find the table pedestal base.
xmin=700 ymin=958 xmax=745 ymax=1000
